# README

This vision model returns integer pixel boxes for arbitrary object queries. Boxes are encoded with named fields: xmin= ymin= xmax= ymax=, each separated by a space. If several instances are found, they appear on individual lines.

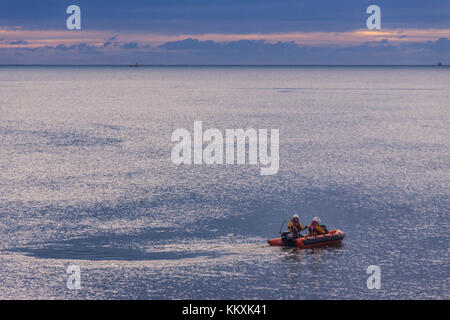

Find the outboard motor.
xmin=281 ymin=231 xmax=298 ymax=246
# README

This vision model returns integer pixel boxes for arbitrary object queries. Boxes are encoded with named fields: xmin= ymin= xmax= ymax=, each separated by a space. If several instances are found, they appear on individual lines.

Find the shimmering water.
xmin=0 ymin=66 xmax=448 ymax=299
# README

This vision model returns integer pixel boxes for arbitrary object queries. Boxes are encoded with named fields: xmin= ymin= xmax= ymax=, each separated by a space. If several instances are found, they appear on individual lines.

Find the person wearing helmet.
xmin=287 ymin=214 xmax=307 ymax=238
xmin=308 ymin=217 xmax=326 ymax=236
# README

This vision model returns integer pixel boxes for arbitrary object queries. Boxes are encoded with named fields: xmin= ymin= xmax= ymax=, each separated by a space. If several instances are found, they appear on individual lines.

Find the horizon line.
xmin=0 ymin=64 xmax=447 ymax=67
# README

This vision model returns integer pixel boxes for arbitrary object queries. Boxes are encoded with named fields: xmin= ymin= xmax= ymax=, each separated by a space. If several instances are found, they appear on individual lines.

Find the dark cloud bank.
xmin=157 ymin=37 xmax=449 ymax=65
xmin=2 ymin=37 xmax=448 ymax=65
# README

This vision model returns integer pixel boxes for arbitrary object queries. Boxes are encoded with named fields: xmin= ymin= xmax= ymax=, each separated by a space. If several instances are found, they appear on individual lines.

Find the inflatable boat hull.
xmin=268 ymin=229 xmax=345 ymax=248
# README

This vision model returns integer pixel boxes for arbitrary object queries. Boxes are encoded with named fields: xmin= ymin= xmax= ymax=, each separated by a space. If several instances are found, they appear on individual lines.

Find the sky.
xmin=0 ymin=0 xmax=449 ymax=64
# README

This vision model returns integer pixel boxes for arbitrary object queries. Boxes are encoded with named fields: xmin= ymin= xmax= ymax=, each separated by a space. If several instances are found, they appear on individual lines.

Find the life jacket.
xmin=288 ymin=220 xmax=305 ymax=234
xmin=309 ymin=221 xmax=325 ymax=235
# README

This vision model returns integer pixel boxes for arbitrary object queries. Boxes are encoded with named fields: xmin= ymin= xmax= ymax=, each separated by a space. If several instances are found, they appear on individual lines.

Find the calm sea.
xmin=0 ymin=66 xmax=448 ymax=299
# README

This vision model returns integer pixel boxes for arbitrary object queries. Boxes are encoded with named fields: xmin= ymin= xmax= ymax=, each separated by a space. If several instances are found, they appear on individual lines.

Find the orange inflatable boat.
xmin=268 ymin=229 xmax=345 ymax=248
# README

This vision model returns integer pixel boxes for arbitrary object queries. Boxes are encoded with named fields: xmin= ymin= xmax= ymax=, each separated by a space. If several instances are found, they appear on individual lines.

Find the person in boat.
xmin=287 ymin=214 xmax=307 ymax=238
xmin=308 ymin=217 xmax=327 ymax=237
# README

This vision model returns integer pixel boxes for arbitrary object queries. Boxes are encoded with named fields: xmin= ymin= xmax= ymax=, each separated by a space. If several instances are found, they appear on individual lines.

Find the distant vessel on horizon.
xmin=129 ymin=63 xmax=139 ymax=67
xmin=437 ymin=62 xmax=443 ymax=66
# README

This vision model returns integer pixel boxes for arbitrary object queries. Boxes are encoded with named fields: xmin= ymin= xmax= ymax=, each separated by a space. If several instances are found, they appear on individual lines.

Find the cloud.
xmin=0 ymin=35 xmax=448 ymax=65
xmin=8 ymin=40 xmax=28 ymax=45
xmin=157 ymin=37 xmax=450 ymax=65
xmin=48 ymin=43 xmax=100 ymax=54
xmin=160 ymin=38 xmax=298 ymax=51
xmin=427 ymin=37 xmax=450 ymax=52
xmin=120 ymin=42 xmax=151 ymax=49
xmin=160 ymin=38 xmax=216 ymax=50
xmin=121 ymin=42 xmax=139 ymax=49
